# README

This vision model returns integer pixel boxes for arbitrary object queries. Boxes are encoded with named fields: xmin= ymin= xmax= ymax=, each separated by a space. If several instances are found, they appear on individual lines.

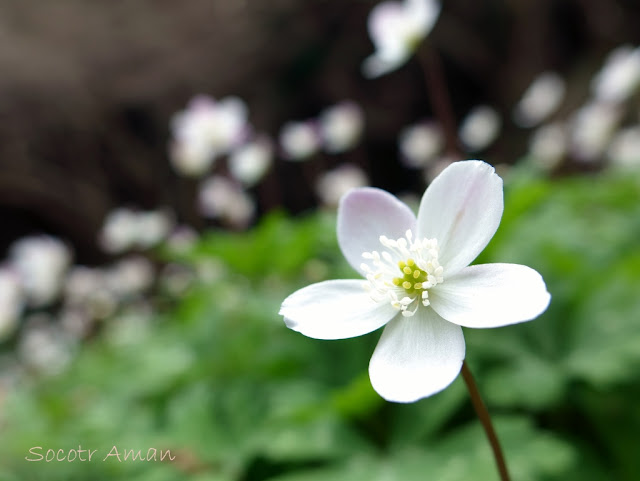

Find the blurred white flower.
xmin=160 ymin=263 xmax=196 ymax=296
xmin=399 ymin=121 xmax=443 ymax=168
xmin=170 ymin=95 xmax=249 ymax=177
xmin=9 ymin=236 xmax=71 ymax=308
xmin=591 ymin=45 xmax=640 ymax=104
xmin=167 ymin=225 xmax=199 ymax=253
xmin=528 ymin=122 xmax=568 ymax=170
xmin=318 ymin=101 xmax=365 ymax=153
xmin=135 ymin=209 xmax=173 ymax=249
xmin=459 ymin=105 xmax=502 ymax=152
xmin=0 ymin=267 xmax=22 ymax=341
xmin=198 ymin=175 xmax=255 ymax=228
xmin=362 ymin=0 xmax=441 ymax=78
xmin=99 ymin=207 xmax=139 ymax=254
xmin=59 ymin=308 xmax=95 ymax=340
xmin=64 ymin=266 xmax=117 ymax=320
xmin=228 ymin=135 xmax=273 ymax=186
xmin=99 ymin=207 xmax=173 ymax=253
xmin=106 ymin=256 xmax=155 ymax=298
xmin=607 ymin=125 xmax=640 ymax=170
xmin=569 ymin=101 xmax=622 ymax=163
xmin=65 ymin=266 xmax=105 ymax=305
xmin=513 ymin=72 xmax=566 ymax=127
xmin=316 ymin=164 xmax=369 ymax=207
xmin=18 ymin=316 xmax=74 ymax=376
xmin=279 ymin=120 xmax=321 ymax=161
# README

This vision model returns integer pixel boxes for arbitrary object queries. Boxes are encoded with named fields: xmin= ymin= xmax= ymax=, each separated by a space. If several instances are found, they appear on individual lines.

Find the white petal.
xmin=338 ymin=188 xmax=416 ymax=276
xmin=361 ymin=52 xmax=408 ymax=79
xmin=280 ymin=280 xmax=397 ymax=340
xmin=416 ymin=160 xmax=503 ymax=275
xmin=367 ymin=1 xmax=407 ymax=51
xmin=429 ymin=263 xmax=551 ymax=328
xmin=369 ymin=308 xmax=465 ymax=403
xmin=406 ymin=0 xmax=441 ymax=37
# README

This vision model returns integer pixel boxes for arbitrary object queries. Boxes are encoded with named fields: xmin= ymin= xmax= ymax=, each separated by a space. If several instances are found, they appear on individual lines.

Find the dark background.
xmin=1 ymin=0 xmax=639 ymax=263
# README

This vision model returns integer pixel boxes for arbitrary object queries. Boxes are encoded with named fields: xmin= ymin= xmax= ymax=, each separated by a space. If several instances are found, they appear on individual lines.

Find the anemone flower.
xmin=362 ymin=0 xmax=441 ymax=78
xmin=280 ymin=160 xmax=550 ymax=403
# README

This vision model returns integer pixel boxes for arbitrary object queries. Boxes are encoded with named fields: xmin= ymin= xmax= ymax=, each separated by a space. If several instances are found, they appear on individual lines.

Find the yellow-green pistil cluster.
xmin=361 ymin=231 xmax=443 ymax=317
xmin=393 ymin=259 xmax=428 ymax=296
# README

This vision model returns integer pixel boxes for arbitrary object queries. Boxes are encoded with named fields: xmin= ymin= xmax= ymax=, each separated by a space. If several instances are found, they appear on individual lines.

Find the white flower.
xmin=363 ymin=0 xmax=441 ymax=78
xmin=280 ymin=161 xmax=550 ymax=403
xmin=105 ymin=256 xmax=155 ymax=298
xmin=315 ymin=164 xmax=369 ymax=208
xmin=569 ymin=101 xmax=622 ymax=163
xmin=606 ymin=125 xmax=640 ymax=170
xmin=318 ymin=101 xmax=365 ymax=153
xmin=459 ymin=105 xmax=502 ymax=152
xmin=0 ymin=267 xmax=23 ymax=341
xmin=591 ymin=45 xmax=640 ymax=104
xmin=279 ymin=120 xmax=321 ymax=161
xmin=18 ymin=315 xmax=74 ymax=375
xmin=170 ymin=95 xmax=249 ymax=177
xmin=99 ymin=207 xmax=139 ymax=254
xmin=64 ymin=266 xmax=117 ymax=320
xmin=135 ymin=209 xmax=173 ymax=249
xmin=513 ymin=72 xmax=566 ymax=128
xmin=228 ymin=135 xmax=273 ymax=186
xmin=528 ymin=122 xmax=568 ymax=170
xmin=399 ymin=121 xmax=444 ymax=168
xmin=99 ymin=207 xmax=173 ymax=253
xmin=9 ymin=236 xmax=72 ymax=308
xmin=198 ymin=175 xmax=255 ymax=228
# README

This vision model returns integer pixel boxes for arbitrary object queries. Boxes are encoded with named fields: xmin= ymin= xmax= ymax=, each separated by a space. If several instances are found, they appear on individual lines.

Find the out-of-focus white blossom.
xmin=106 ymin=256 xmax=155 ymax=298
xmin=99 ymin=207 xmax=139 ymax=254
xmin=18 ymin=316 xmax=74 ymax=375
xmin=528 ymin=122 xmax=568 ymax=170
xmin=198 ymin=175 xmax=255 ymax=228
xmin=315 ymin=164 xmax=369 ymax=208
xmin=167 ymin=225 xmax=199 ymax=253
xmin=591 ymin=45 xmax=640 ymax=104
xmin=228 ymin=135 xmax=273 ymax=186
xmin=399 ymin=121 xmax=443 ymax=168
xmin=513 ymin=72 xmax=566 ymax=127
xmin=99 ymin=207 xmax=173 ymax=254
xmin=170 ymin=95 xmax=249 ymax=177
xmin=9 ymin=236 xmax=71 ymax=308
xmin=362 ymin=0 xmax=441 ymax=78
xmin=607 ymin=125 xmax=640 ymax=169
xmin=279 ymin=120 xmax=321 ymax=161
xmin=135 ymin=209 xmax=173 ymax=249
xmin=64 ymin=266 xmax=117 ymax=320
xmin=59 ymin=308 xmax=95 ymax=340
xmin=459 ymin=105 xmax=502 ymax=152
xmin=0 ymin=267 xmax=22 ymax=341
xmin=160 ymin=263 xmax=196 ymax=296
xmin=318 ymin=101 xmax=365 ymax=153
xmin=569 ymin=101 xmax=622 ymax=163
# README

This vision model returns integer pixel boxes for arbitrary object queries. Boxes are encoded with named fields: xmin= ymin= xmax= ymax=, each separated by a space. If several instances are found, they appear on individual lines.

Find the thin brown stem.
xmin=417 ymin=44 xmax=463 ymax=158
xmin=461 ymin=361 xmax=511 ymax=481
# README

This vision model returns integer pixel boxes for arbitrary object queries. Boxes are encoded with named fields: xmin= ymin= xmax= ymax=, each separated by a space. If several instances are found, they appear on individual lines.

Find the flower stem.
xmin=417 ymin=44 xmax=462 ymax=158
xmin=461 ymin=361 xmax=511 ymax=481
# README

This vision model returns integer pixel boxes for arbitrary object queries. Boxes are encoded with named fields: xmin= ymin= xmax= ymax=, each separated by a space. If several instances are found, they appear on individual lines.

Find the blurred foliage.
xmin=1 ymin=168 xmax=640 ymax=481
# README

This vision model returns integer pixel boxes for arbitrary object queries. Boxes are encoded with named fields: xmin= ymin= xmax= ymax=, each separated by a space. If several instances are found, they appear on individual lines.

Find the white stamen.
xmin=361 ymin=231 xmax=444 ymax=317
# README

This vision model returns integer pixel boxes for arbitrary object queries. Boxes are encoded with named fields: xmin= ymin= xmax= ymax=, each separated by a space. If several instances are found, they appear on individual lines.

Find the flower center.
xmin=361 ymin=230 xmax=444 ymax=317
